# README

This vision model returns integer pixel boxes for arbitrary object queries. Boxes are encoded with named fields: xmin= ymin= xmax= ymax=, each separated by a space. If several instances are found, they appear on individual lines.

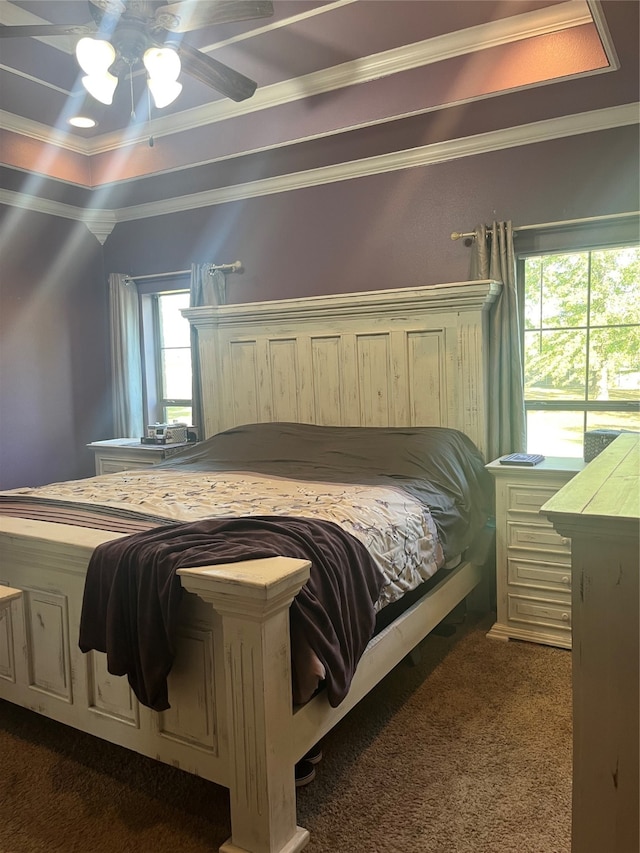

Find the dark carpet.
xmin=0 ymin=611 xmax=572 ymax=853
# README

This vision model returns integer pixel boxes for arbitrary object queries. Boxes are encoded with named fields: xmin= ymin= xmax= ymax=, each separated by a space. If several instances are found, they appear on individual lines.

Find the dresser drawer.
xmin=507 ymin=593 xmax=572 ymax=633
xmin=507 ymin=522 xmax=571 ymax=556
xmin=508 ymin=557 xmax=571 ymax=593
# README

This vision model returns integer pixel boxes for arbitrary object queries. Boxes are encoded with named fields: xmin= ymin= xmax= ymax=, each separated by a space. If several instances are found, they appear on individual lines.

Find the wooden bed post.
xmin=177 ymin=557 xmax=312 ymax=853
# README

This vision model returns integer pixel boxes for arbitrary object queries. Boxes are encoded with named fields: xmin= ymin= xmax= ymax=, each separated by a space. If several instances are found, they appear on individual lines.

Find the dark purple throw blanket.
xmin=79 ymin=516 xmax=384 ymax=712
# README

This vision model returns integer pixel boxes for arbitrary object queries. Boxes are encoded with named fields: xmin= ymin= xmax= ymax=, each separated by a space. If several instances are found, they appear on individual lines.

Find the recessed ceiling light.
xmin=68 ymin=116 xmax=97 ymax=128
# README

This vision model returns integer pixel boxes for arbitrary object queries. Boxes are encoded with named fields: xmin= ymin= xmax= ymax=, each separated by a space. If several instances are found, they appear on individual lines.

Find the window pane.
xmin=524 ymin=257 xmax=542 ymax=330
xmin=586 ymin=410 xmax=640 ymax=434
xmin=165 ymin=405 xmax=192 ymax=424
xmin=162 ymin=348 xmax=192 ymax=398
xmin=588 ymin=326 xmax=640 ymax=401
xmin=526 ymin=410 xmax=584 ymax=457
xmin=524 ymin=329 xmax=587 ymax=400
xmin=540 ymin=253 xmax=588 ymax=328
xmin=590 ymin=246 xmax=640 ymax=327
xmin=159 ymin=292 xmax=191 ymax=347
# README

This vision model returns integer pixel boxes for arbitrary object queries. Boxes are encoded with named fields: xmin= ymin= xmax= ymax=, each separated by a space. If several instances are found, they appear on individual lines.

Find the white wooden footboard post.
xmin=177 ymin=557 xmax=311 ymax=853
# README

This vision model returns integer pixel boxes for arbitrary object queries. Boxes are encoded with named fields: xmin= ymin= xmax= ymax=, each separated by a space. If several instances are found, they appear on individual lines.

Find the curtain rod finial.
xmin=209 ymin=260 xmax=243 ymax=274
xmin=451 ymin=230 xmax=476 ymax=243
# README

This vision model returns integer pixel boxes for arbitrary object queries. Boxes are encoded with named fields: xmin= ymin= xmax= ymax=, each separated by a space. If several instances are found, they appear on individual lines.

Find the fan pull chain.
xmin=146 ymin=82 xmax=154 ymax=147
xmin=128 ymin=63 xmax=136 ymax=120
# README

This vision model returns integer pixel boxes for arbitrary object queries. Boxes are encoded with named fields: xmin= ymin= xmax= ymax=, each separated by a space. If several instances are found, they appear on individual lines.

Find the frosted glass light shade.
xmin=82 ymin=73 xmax=118 ymax=105
xmin=144 ymin=47 xmax=182 ymax=108
xmin=143 ymin=47 xmax=181 ymax=81
xmin=76 ymin=37 xmax=116 ymax=75
xmin=147 ymin=78 xmax=182 ymax=108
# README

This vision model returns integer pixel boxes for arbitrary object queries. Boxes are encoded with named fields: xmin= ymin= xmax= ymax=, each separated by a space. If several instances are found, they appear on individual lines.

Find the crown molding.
xmin=0 ymin=189 xmax=116 ymax=243
xmin=112 ymin=103 xmax=640 ymax=222
xmin=0 ymin=109 xmax=91 ymax=154
xmin=2 ymin=103 xmax=635 ymax=238
xmin=82 ymin=213 xmax=118 ymax=244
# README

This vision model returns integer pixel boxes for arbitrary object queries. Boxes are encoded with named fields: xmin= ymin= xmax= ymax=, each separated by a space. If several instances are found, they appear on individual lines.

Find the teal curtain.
xmin=109 ymin=273 xmax=143 ymax=438
xmin=189 ymin=264 xmax=227 ymax=437
xmin=470 ymin=221 xmax=526 ymax=458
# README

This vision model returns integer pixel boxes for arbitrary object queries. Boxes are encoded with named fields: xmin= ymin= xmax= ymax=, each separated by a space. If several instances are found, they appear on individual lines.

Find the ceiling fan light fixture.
xmin=82 ymin=72 xmax=118 ymax=105
xmin=148 ymin=78 xmax=183 ymax=109
xmin=75 ymin=37 xmax=116 ymax=75
xmin=143 ymin=47 xmax=181 ymax=82
xmin=144 ymin=47 xmax=182 ymax=109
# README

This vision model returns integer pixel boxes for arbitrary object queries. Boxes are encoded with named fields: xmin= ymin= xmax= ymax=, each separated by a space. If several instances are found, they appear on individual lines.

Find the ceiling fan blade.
xmin=0 ymin=23 xmax=96 ymax=38
xmin=155 ymin=1 xmax=274 ymax=33
xmin=178 ymin=42 xmax=257 ymax=101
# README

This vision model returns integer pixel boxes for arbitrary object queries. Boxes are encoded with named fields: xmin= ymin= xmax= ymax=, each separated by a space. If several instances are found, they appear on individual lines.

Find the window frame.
xmin=516 ymin=219 xmax=640 ymax=455
xmin=137 ymin=274 xmax=192 ymax=426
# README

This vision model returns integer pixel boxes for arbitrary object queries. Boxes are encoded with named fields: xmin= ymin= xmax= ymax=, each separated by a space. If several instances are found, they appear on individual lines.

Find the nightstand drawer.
xmin=507 ymin=594 xmax=572 ymax=632
xmin=507 ymin=522 xmax=571 ymax=555
xmin=98 ymin=458 xmax=155 ymax=475
xmin=508 ymin=557 xmax=571 ymax=593
xmin=506 ymin=484 xmax=561 ymax=515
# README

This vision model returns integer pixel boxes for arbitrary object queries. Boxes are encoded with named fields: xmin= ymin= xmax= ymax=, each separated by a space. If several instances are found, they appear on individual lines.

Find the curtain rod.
xmin=125 ymin=261 xmax=243 ymax=282
xmin=450 ymin=211 xmax=639 ymax=241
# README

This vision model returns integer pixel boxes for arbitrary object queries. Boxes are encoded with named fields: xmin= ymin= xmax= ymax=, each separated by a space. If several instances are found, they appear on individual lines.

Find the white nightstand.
xmin=486 ymin=456 xmax=584 ymax=649
xmin=87 ymin=439 xmax=193 ymax=475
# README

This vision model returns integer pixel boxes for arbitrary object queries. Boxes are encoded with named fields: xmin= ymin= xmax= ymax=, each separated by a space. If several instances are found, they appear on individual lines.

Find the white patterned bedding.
xmin=0 ymin=468 xmax=445 ymax=611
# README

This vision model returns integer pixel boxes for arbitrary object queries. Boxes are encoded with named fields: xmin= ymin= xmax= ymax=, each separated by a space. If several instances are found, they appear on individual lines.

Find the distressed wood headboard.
xmin=183 ymin=280 xmax=500 ymax=458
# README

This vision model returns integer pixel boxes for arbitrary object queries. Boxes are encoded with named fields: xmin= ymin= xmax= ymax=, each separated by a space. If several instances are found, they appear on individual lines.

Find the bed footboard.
xmin=0 ymin=516 xmax=312 ymax=853
xmin=0 ymin=520 xmax=485 ymax=853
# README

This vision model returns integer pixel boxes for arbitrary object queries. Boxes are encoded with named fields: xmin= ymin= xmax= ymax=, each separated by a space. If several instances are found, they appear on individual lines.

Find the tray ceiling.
xmin=0 ymin=0 xmax=637 ymax=233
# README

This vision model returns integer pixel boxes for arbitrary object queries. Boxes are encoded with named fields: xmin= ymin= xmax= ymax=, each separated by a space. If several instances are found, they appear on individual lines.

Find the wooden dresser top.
xmin=542 ymin=434 xmax=639 ymax=537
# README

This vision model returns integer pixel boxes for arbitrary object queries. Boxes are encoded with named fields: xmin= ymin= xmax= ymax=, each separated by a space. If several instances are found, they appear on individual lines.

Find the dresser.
xmin=486 ymin=456 xmax=584 ymax=649
xmin=542 ymin=434 xmax=639 ymax=853
xmin=87 ymin=439 xmax=193 ymax=475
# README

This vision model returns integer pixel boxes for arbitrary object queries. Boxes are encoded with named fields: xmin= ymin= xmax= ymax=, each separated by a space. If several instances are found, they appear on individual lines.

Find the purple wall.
xmin=0 ymin=207 xmax=111 ymax=488
xmin=103 ymin=127 xmax=639 ymax=303
xmin=1 ymin=124 xmax=638 ymax=487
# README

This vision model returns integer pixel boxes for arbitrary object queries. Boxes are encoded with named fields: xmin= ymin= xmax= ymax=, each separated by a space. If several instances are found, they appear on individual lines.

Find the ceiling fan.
xmin=0 ymin=0 xmax=275 ymax=103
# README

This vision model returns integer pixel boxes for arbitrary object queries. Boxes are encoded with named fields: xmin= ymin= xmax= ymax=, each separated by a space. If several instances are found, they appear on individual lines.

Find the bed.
xmin=0 ymin=279 xmax=500 ymax=853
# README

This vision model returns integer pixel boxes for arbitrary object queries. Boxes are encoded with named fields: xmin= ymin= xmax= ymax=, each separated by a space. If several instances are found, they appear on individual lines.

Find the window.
xmin=140 ymin=285 xmax=193 ymax=426
xmin=156 ymin=291 xmax=192 ymax=423
xmin=522 ymin=245 xmax=640 ymax=457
